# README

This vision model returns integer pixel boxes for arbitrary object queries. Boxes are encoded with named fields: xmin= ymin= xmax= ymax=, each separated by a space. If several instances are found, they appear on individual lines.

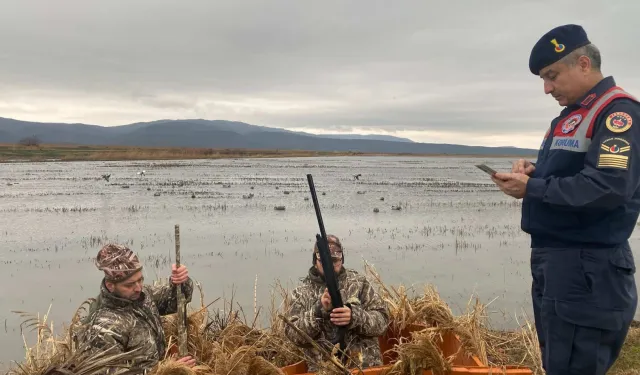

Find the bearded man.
xmin=78 ymin=244 xmax=196 ymax=373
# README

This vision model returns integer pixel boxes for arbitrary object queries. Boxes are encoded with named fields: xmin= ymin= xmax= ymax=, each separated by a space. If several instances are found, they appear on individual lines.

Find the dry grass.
xmin=154 ymin=280 xmax=303 ymax=375
xmin=5 ymin=301 xmax=145 ymax=375
xmin=364 ymin=261 xmax=543 ymax=374
xmin=381 ymin=328 xmax=452 ymax=375
xmin=364 ymin=260 xmax=640 ymax=375
xmin=4 ymin=278 xmax=304 ymax=375
xmin=610 ymin=321 xmax=640 ymax=375
xmin=0 ymin=143 xmax=536 ymax=163
xmin=0 ymin=143 xmax=372 ymax=162
xmin=5 ymin=269 xmax=639 ymax=375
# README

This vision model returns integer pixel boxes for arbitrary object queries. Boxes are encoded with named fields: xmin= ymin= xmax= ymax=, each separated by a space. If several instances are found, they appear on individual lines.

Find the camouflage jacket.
xmin=77 ymin=278 xmax=194 ymax=374
xmin=284 ymin=267 xmax=389 ymax=371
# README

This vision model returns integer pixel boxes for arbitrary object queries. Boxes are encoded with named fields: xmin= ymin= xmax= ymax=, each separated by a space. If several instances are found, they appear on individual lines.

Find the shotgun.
xmin=306 ymin=174 xmax=347 ymax=360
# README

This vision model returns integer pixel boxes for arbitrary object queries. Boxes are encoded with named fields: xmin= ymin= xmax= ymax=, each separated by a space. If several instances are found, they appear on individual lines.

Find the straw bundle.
xmin=148 ymin=357 xmax=208 ymax=375
xmin=6 ymin=276 xmax=305 ymax=375
xmin=155 ymin=282 xmax=297 ymax=375
xmin=363 ymin=261 xmax=543 ymax=374
xmin=381 ymin=328 xmax=452 ymax=375
xmin=6 ymin=302 xmax=145 ymax=375
xmin=9 ymin=269 xmax=640 ymax=375
xmin=5 ymin=267 xmax=557 ymax=375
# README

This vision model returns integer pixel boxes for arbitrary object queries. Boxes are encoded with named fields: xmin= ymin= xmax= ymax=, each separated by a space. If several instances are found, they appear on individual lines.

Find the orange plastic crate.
xmin=280 ymin=323 xmax=533 ymax=375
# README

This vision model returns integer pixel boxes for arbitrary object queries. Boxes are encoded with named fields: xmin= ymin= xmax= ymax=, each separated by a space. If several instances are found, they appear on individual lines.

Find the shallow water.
xmin=1 ymin=156 xmax=639 ymax=368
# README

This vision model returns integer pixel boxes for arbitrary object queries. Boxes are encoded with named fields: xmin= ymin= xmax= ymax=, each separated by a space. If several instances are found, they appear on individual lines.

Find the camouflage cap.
xmin=95 ymin=243 xmax=143 ymax=282
xmin=314 ymin=234 xmax=343 ymax=259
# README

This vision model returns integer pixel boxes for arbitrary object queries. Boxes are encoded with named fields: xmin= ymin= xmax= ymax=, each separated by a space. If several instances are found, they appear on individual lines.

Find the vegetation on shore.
xmin=610 ymin=320 xmax=640 ymax=375
xmin=4 ymin=263 xmax=639 ymax=375
xmin=0 ymin=144 xmax=536 ymax=163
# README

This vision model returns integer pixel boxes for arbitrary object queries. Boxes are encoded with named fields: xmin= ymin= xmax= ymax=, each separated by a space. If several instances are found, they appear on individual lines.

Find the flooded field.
xmin=1 ymin=155 xmax=639 ymax=368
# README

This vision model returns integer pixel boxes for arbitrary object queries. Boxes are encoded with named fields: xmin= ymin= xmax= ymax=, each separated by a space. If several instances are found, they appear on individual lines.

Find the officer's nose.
xmin=544 ymin=81 xmax=554 ymax=95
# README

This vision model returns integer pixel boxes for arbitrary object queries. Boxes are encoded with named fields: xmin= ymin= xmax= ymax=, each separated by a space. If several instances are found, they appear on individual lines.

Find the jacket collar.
xmin=98 ymin=278 xmax=147 ymax=309
xmin=307 ymin=266 xmax=347 ymax=285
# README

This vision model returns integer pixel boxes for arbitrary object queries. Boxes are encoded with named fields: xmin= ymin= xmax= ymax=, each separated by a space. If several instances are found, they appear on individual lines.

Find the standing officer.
xmin=491 ymin=24 xmax=639 ymax=374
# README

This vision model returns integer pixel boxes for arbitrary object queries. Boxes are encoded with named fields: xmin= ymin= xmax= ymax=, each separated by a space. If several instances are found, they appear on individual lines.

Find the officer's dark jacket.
xmin=523 ymin=76 xmax=640 ymax=248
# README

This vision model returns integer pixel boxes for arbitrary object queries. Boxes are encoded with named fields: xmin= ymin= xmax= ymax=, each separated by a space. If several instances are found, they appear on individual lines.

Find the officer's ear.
xmin=576 ymin=54 xmax=593 ymax=74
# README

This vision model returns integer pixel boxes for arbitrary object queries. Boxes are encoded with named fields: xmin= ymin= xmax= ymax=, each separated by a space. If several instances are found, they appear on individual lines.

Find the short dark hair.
xmin=561 ymin=43 xmax=602 ymax=71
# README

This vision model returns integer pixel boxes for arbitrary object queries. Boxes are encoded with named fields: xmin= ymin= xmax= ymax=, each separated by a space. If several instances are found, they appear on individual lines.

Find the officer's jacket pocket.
xmin=557 ymin=246 xmax=637 ymax=330
xmin=554 ymin=300 xmax=625 ymax=331
xmin=609 ymin=245 xmax=636 ymax=275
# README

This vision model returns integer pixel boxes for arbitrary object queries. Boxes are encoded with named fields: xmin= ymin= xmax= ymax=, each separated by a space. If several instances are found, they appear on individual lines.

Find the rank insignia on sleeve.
xmin=605 ymin=112 xmax=633 ymax=133
xmin=597 ymin=137 xmax=631 ymax=170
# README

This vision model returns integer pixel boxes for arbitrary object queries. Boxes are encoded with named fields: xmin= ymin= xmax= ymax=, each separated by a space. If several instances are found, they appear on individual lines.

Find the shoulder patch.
xmin=605 ymin=112 xmax=633 ymax=133
xmin=597 ymin=137 xmax=631 ymax=170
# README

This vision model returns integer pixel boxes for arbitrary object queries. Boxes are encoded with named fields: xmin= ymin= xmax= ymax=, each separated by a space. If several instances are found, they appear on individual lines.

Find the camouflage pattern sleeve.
xmin=147 ymin=278 xmax=194 ymax=316
xmin=80 ymin=310 xmax=130 ymax=353
xmin=77 ymin=311 xmax=135 ymax=374
xmin=346 ymin=275 xmax=389 ymax=337
xmin=79 ymin=311 xmax=159 ymax=374
xmin=284 ymin=285 xmax=328 ymax=346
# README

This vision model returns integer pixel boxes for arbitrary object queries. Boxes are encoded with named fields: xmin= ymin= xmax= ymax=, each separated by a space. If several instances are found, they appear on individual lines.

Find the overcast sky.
xmin=0 ymin=0 xmax=638 ymax=149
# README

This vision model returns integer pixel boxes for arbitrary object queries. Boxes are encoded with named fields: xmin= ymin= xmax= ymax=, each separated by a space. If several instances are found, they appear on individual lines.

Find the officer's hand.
xmin=491 ymin=173 xmax=529 ymax=199
xmin=321 ymin=288 xmax=332 ymax=312
xmin=330 ymin=306 xmax=352 ymax=326
xmin=171 ymin=264 xmax=189 ymax=285
xmin=176 ymin=355 xmax=196 ymax=367
xmin=511 ymin=159 xmax=535 ymax=175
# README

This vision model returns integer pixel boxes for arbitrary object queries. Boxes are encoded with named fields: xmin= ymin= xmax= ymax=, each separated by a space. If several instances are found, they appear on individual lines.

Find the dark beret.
xmin=529 ymin=24 xmax=591 ymax=75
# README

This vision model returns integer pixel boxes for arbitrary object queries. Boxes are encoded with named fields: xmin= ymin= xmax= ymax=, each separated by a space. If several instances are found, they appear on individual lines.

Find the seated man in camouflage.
xmin=78 ymin=244 xmax=196 ymax=373
xmin=284 ymin=235 xmax=389 ymax=371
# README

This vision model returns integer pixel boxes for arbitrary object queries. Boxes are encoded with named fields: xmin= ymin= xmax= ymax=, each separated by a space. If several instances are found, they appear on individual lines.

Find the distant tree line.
xmin=18 ymin=135 xmax=41 ymax=146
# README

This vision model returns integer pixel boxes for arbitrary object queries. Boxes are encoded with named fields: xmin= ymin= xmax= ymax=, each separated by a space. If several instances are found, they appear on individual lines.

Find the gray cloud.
xmin=0 ymin=0 xmax=639 ymax=148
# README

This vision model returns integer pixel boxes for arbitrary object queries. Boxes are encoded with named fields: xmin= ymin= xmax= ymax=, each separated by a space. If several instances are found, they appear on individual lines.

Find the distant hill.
xmin=312 ymin=133 xmax=414 ymax=143
xmin=0 ymin=117 xmax=537 ymax=155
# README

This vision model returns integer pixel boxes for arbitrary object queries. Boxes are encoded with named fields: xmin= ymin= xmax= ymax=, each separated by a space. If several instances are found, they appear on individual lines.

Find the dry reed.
xmin=363 ymin=261 xmax=544 ymax=374
xmin=8 ymin=266 xmax=548 ymax=375
xmin=381 ymin=328 xmax=452 ymax=375
xmin=155 ymin=281 xmax=301 ymax=375
xmin=5 ymin=302 xmax=145 ymax=375
xmin=6 ymin=278 xmax=305 ymax=375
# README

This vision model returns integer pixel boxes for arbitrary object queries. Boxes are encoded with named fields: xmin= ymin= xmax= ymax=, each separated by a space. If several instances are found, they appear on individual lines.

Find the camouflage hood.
xmin=284 ymin=266 xmax=390 ymax=371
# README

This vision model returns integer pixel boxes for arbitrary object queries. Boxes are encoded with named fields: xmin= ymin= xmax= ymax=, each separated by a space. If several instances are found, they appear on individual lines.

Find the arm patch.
xmin=597 ymin=137 xmax=631 ymax=170
xmin=605 ymin=112 xmax=633 ymax=133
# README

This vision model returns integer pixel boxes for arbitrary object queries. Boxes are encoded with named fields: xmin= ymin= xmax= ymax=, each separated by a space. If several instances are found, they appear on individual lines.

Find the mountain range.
xmin=0 ymin=117 xmax=537 ymax=155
